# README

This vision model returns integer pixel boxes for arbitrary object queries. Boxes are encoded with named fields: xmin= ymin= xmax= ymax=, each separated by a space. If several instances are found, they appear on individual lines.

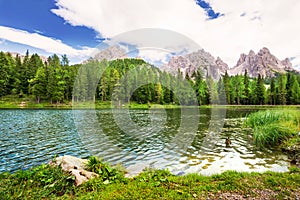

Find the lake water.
xmin=0 ymin=108 xmax=290 ymax=175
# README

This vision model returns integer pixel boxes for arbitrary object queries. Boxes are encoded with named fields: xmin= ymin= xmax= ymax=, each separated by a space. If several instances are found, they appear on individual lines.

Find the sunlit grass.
xmin=245 ymin=110 xmax=300 ymax=147
xmin=1 ymin=163 xmax=300 ymax=199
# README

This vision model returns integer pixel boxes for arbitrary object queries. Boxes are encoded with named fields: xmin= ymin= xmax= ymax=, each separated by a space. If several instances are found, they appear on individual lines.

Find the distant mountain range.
xmin=161 ymin=47 xmax=299 ymax=79
xmin=160 ymin=49 xmax=228 ymax=80
xmin=6 ymin=46 xmax=300 ymax=79
xmin=228 ymin=47 xmax=298 ymax=78
xmin=9 ymin=52 xmax=48 ymax=63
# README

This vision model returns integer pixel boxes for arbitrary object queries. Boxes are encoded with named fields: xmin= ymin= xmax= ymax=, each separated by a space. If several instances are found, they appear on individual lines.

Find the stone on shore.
xmin=52 ymin=155 xmax=98 ymax=186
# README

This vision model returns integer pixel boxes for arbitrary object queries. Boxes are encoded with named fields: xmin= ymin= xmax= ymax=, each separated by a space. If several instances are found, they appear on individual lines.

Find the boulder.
xmin=52 ymin=155 xmax=98 ymax=186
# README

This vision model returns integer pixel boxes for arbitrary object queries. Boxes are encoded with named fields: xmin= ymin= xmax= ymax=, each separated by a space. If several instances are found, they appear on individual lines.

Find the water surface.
xmin=0 ymin=108 xmax=290 ymax=175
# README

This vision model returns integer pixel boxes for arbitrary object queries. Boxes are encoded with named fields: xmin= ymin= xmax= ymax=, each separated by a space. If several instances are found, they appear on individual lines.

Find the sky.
xmin=0 ymin=0 xmax=300 ymax=69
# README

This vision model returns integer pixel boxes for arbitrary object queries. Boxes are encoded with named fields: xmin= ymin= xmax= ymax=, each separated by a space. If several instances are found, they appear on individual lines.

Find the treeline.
xmin=221 ymin=71 xmax=300 ymax=105
xmin=0 ymin=51 xmax=300 ymax=105
xmin=0 ymin=51 xmax=78 ymax=103
xmin=73 ymin=59 xmax=198 ymax=105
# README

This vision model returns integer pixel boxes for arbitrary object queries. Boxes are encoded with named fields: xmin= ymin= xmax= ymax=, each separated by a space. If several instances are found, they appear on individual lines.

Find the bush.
xmin=85 ymin=156 xmax=126 ymax=184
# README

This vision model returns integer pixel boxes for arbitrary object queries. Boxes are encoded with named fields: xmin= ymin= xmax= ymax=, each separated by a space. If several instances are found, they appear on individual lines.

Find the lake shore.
xmin=1 ymin=162 xmax=300 ymax=199
xmin=1 ymin=104 xmax=300 ymax=199
xmin=1 ymin=95 xmax=300 ymax=109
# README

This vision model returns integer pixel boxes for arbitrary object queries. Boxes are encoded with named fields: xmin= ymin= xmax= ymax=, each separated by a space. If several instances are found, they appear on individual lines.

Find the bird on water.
xmin=225 ymin=137 xmax=231 ymax=148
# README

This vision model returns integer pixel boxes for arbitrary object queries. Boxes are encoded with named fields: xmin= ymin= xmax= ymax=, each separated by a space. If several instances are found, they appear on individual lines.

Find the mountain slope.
xmin=228 ymin=47 xmax=298 ymax=77
xmin=161 ymin=49 xmax=228 ymax=80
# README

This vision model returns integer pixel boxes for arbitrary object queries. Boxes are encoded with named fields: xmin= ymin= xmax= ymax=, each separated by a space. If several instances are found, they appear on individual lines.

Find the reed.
xmin=245 ymin=110 xmax=300 ymax=147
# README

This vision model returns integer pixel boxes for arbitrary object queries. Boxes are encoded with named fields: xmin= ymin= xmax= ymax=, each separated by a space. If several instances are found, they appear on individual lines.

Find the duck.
xmin=225 ymin=137 xmax=231 ymax=148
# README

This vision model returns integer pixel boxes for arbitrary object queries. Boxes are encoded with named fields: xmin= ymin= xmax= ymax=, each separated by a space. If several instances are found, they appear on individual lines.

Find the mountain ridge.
xmin=161 ymin=47 xmax=300 ymax=79
xmin=3 ymin=46 xmax=299 ymax=79
xmin=228 ymin=47 xmax=298 ymax=78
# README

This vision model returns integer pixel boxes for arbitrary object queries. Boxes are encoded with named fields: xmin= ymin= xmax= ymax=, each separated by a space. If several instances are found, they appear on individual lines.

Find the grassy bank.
xmin=1 ymin=161 xmax=300 ymax=199
xmin=2 ymin=95 xmax=300 ymax=110
xmin=245 ymin=110 xmax=300 ymax=148
xmin=0 ymin=95 xmax=185 ymax=109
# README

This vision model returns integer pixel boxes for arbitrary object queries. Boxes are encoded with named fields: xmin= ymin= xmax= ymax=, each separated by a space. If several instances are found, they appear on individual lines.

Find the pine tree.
xmin=269 ymin=78 xmax=276 ymax=105
xmin=243 ymin=70 xmax=250 ymax=104
xmin=289 ymin=74 xmax=300 ymax=104
xmin=0 ymin=52 xmax=9 ymax=97
xmin=256 ymin=74 xmax=265 ymax=105
xmin=29 ymin=66 xmax=47 ymax=103
xmin=155 ymin=82 xmax=163 ymax=104
xmin=223 ymin=71 xmax=231 ymax=104
xmin=278 ymin=74 xmax=287 ymax=105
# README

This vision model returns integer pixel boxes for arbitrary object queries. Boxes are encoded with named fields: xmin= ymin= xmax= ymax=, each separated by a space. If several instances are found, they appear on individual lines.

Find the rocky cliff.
xmin=228 ymin=47 xmax=297 ymax=78
xmin=161 ymin=49 xmax=228 ymax=80
xmin=93 ymin=46 xmax=127 ymax=61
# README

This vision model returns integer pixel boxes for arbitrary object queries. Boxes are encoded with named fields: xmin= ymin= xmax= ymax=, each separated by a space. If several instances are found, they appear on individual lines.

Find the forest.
xmin=0 ymin=51 xmax=300 ymax=106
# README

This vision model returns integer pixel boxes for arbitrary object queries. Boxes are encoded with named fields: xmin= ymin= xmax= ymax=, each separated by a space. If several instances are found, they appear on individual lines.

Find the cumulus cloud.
xmin=0 ymin=26 xmax=95 ymax=59
xmin=50 ymin=0 xmax=300 ymax=68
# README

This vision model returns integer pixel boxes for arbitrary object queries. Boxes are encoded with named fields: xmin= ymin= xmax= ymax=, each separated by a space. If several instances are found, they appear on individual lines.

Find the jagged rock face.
xmin=161 ymin=49 xmax=228 ymax=80
xmin=216 ymin=57 xmax=229 ymax=74
xmin=228 ymin=47 xmax=296 ymax=78
xmin=93 ymin=46 xmax=126 ymax=61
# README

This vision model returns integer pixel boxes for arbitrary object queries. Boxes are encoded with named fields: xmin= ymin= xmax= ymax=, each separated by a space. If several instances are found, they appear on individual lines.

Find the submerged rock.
xmin=281 ymin=143 xmax=300 ymax=168
xmin=52 ymin=155 xmax=98 ymax=186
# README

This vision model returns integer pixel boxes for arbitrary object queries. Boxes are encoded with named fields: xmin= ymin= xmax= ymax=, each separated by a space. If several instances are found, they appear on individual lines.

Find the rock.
xmin=281 ymin=147 xmax=300 ymax=168
xmin=93 ymin=46 xmax=126 ymax=61
xmin=52 ymin=155 xmax=98 ymax=186
xmin=228 ymin=47 xmax=299 ymax=78
xmin=161 ymin=49 xmax=228 ymax=80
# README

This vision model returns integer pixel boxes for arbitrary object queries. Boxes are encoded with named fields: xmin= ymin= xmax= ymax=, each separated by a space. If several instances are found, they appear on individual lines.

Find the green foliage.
xmin=245 ymin=110 xmax=300 ymax=147
xmin=85 ymin=156 xmax=126 ymax=184
xmin=2 ymin=166 xmax=300 ymax=199
xmin=135 ymin=168 xmax=173 ymax=187
xmin=1 ymin=50 xmax=300 ymax=106
xmin=0 ymin=164 xmax=75 ymax=199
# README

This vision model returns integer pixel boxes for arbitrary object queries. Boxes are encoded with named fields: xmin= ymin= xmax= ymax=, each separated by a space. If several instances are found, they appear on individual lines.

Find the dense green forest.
xmin=0 ymin=51 xmax=300 ymax=105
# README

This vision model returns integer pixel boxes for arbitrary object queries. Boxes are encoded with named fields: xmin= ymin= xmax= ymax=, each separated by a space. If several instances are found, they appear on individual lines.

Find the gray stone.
xmin=52 ymin=155 xmax=98 ymax=186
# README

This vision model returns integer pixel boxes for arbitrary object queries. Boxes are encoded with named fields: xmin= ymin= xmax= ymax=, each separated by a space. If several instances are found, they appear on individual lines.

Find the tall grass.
xmin=245 ymin=110 xmax=300 ymax=147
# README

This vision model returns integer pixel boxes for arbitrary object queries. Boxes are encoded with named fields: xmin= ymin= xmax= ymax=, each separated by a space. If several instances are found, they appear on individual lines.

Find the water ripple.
xmin=0 ymin=108 xmax=290 ymax=175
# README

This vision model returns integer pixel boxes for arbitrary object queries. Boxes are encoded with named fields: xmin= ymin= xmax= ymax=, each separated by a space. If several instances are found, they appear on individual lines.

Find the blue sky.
xmin=0 ymin=0 xmax=300 ymax=68
xmin=0 ymin=0 xmax=223 ymax=64
xmin=0 ymin=0 xmax=101 ymax=63
xmin=0 ymin=0 xmax=102 ymax=46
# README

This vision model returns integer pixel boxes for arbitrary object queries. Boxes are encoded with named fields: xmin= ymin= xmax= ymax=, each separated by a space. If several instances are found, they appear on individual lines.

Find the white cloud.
xmin=290 ymin=56 xmax=300 ymax=71
xmin=2 ymin=0 xmax=297 ymax=68
xmin=0 ymin=26 xmax=95 ymax=59
xmin=51 ymin=0 xmax=300 ymax=68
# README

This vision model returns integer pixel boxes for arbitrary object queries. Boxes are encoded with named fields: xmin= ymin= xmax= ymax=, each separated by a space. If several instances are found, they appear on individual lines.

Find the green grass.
xmin=1 ymin=163 xmax=300 ymax=200
xmin=85 ymin=156 xmax=126 ymax=184
xmin=245 ymin=110 xmax=300 ymax=148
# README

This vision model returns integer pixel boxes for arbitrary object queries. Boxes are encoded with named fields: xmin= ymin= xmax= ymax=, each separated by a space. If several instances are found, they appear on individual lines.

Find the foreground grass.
xmin=1 ymin=163 xmax=300 ymax=200
xmin=245 ymin=109 xmax=300 ymax=148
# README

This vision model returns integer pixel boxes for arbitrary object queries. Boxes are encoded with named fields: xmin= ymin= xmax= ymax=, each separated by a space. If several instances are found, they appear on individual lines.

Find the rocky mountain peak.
xmin=161 ymin=49 xmax=229 ymax=80
xmin=249 ymin=50 xmax=255 ymax=56
xmin=93 ymin=46 xmax=126 ymax=61
xmin=258 ymin=47 xmax=270 ymax=55
xmin=228 ymin=47 xmax=297 ymax=78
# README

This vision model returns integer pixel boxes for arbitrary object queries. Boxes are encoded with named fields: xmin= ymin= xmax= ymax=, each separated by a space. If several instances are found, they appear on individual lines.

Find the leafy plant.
xmin=85 ymin=156 xmax=126 ymax=184
xmin=135 ymin=168 xmax=173 ymax=187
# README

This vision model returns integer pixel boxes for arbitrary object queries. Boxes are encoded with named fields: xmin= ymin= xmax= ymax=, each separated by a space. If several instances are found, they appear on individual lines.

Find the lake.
xmin=0 ymin=108 xmax=290 ymax=175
